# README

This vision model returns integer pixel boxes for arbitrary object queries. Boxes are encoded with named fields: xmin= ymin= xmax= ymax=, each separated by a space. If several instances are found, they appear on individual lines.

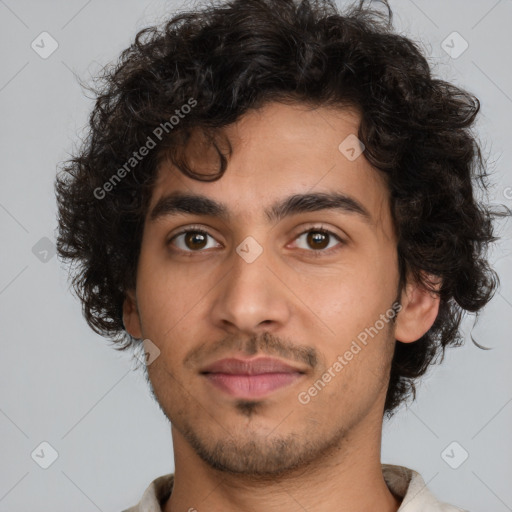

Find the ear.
xmin=122 ymin=288 xmax=143 ymax=339
xmin=394 ymin=272 xmax=442 ymax=343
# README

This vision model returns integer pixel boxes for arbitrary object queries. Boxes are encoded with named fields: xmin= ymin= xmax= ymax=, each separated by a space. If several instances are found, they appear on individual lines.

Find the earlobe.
xmin=394 ymin=272 xmax=442 ymax=343
xmin=122 ymin=289 xmax=143 ymax=339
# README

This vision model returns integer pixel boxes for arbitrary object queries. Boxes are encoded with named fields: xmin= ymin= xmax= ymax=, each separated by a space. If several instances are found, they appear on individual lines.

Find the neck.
xmin=163 ymin=425 xmax=402 ymax=512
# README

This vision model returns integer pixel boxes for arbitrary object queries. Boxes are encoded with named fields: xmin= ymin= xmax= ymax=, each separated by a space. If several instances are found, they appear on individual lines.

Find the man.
xmin=55 ymin=0 xmax=504 ymax=510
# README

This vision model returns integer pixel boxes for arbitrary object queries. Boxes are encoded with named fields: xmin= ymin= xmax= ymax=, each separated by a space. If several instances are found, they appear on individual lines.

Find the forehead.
xmin=148 ymin=101 xmax=391 ymax=230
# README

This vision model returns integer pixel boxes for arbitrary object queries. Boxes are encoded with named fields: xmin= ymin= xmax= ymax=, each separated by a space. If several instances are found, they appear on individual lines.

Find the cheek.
xmin=134 ymin=256 xmax=223 ymax=370
xmin=136 ymin=240 xmax=211 ymax=320
xmin=295 ymin=335 xmax=391 ymax=429
xmin=134 ymin=264 xmax=189 ymax=343
xmin=306 ymin=263 xmax=393 ymax=332
xmin=305 ymin=259 xmax=397 ymax=379
xmin=345 ymin=243 xmax=398 ymax=316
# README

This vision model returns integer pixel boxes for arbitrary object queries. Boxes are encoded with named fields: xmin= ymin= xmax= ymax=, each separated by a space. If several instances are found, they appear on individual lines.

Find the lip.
xmin=201 ymin=357 xmax=306 ymax=399
xmin=201 ymin=357 xmax=306 ymax=375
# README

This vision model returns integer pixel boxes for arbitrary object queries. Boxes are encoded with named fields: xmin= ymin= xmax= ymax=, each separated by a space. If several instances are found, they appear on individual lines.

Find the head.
xmin=55 ymin=0 xmax=504 ymax=476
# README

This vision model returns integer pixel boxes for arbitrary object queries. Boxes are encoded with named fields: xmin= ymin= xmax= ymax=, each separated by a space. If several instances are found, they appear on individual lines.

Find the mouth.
xmin=200 ymin=357 xmax=307 ymax=399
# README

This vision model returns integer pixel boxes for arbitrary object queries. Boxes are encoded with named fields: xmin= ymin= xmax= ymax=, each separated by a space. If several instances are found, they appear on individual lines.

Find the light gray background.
xmin=1 ymin=0 xmax=511 ymax=510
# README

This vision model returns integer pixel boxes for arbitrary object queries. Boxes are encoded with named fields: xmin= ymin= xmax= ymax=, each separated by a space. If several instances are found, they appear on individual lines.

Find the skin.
xmin=123 ymin=101 xmax=441 ymax=512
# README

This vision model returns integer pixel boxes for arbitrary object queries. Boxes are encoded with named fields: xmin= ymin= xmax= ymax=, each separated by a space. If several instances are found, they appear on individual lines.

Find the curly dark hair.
xmin=55 ymin=0 xmax=509 ymax=417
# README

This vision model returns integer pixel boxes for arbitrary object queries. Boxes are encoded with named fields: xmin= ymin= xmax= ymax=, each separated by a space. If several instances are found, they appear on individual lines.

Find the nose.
xmin=209 ymin=242 xmax=291 ymax=335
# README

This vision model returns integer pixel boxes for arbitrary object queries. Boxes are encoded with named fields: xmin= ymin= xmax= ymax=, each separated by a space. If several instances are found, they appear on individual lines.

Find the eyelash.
xmin=167 ymin=224 xmax=345 ymax=257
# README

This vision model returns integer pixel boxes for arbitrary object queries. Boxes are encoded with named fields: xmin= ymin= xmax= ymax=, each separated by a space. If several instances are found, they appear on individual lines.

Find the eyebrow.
xmin=149 ymin=191 xmax=373 ymax=226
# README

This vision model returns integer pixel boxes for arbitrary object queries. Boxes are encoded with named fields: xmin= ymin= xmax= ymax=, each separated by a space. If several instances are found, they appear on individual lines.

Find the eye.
xmin=168 ymin=227 xmax=221 ymax=252
xmin=291 ymin=226 xmax=344 ymax=255
xmin=167 ymin=225 xmax=344 ymax=255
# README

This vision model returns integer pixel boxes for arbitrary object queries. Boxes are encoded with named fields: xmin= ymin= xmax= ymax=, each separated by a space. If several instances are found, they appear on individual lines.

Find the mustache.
xmin=183 ymin=331 xmax=318 ymax=370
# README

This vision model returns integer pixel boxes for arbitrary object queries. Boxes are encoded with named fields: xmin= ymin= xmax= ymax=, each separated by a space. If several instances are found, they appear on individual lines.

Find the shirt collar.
xmin=125 ymin=464 xmax=466 ymax=512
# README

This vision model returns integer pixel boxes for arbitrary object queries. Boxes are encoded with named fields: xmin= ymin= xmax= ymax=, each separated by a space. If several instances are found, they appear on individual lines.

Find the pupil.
xmin=308 ymin=231 xmax=328 ymax=249
xmin=186 ymin=232 xmax=206 ymax=249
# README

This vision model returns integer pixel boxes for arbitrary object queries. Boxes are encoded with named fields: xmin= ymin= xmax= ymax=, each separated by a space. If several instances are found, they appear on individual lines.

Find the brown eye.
xmin=293 ymin=227 xmax=344 ymax=254
xmin=306 ymin=231 xmax=330 ymax=250
xmin=169 ymin=229 xmax=219 ymax=252
xmin=184 ymin=232 xmax=208 ymax=250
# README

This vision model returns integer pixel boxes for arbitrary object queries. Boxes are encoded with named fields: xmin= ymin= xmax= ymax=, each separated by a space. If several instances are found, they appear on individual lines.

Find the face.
xmin=123 ymin=101 xmax=439 ymax=476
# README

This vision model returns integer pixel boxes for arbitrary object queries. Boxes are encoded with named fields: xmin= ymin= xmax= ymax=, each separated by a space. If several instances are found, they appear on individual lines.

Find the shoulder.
xmin=121 ymin=473 xmax=174 ymax=512
xmin=382 ymin=464 xmax=468 ymax=512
